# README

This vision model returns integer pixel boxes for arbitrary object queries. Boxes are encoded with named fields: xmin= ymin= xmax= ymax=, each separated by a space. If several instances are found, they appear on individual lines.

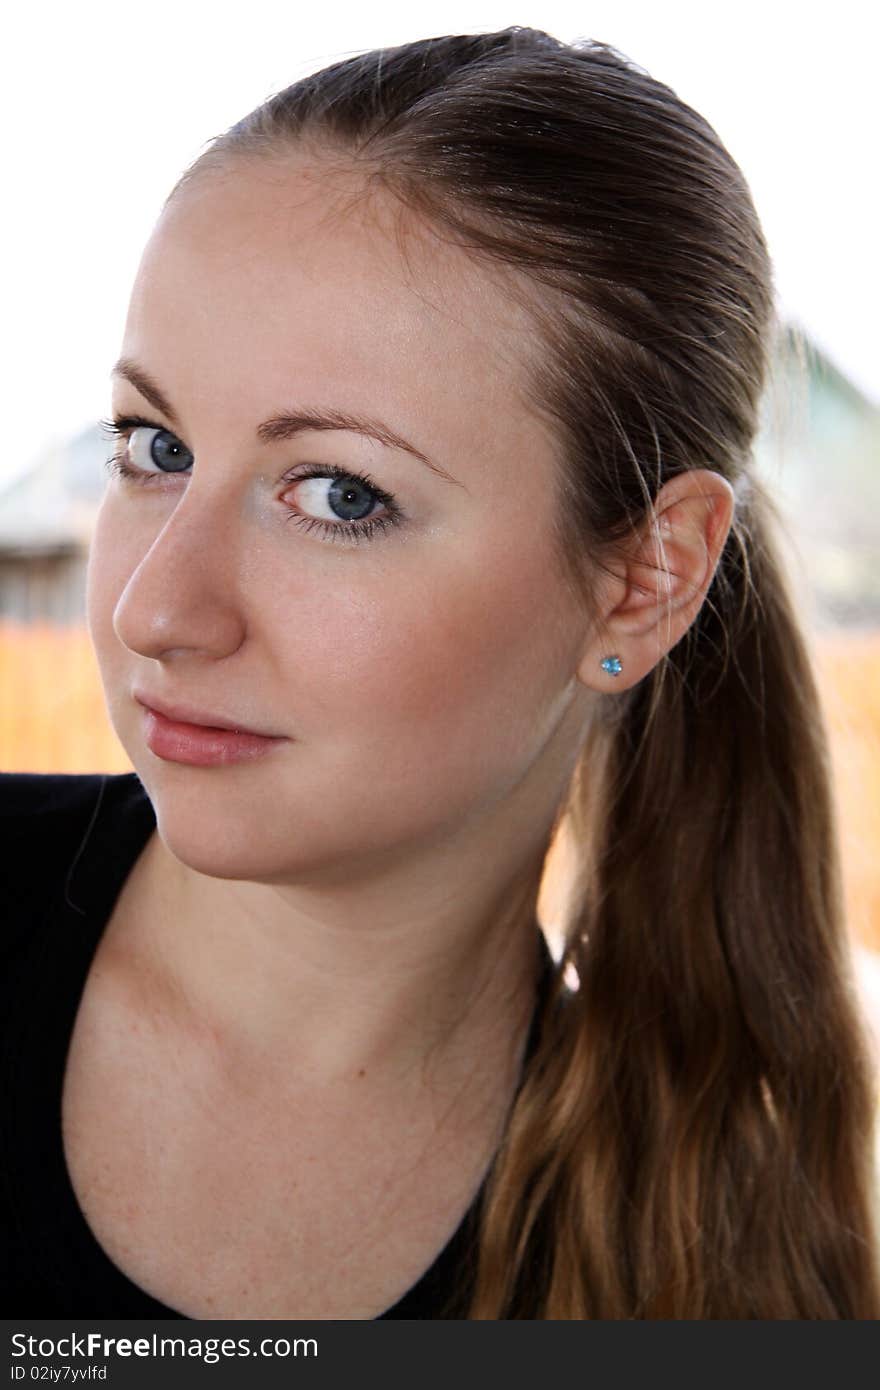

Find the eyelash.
xmin=98 ymin=415 xmax=403 ymax=545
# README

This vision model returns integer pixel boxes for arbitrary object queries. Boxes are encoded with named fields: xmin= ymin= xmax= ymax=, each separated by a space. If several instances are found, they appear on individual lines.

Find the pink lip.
xmin=134 ymin=694 xmax=288 ymax=767
xmin=133 ymin=691 xmax=279 ymax=736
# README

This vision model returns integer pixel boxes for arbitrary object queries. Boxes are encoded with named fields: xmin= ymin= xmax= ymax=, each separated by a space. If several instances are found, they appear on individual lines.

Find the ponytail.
xmin=471 ymin=474 xmax=880 ymax=1317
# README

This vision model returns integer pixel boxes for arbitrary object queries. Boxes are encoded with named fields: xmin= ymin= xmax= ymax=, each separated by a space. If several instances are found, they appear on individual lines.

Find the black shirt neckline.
xmin=10 ymin=772 xmax=554 ymax=1319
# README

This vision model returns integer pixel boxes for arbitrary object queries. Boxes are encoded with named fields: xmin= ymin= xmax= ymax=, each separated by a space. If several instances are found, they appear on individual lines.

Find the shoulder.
xmin=0 ymin=769 xmax=149 ymax=823
xmin=0 ymin=771 xmax=115 ymax=869
xmin=0 ymin=769 xmax=109 ymax=822
xmin=0 ymin=767 xmax=153 ymax=855
xmin=0 ymin=768 xmax=106 ymax=853
xmin=0 ymin=771 xmax=149 ymax=944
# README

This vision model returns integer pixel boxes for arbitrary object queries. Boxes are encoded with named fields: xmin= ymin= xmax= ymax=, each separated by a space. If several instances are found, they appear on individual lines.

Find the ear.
xmin=576 ymin=469 xmax=736 ymax=692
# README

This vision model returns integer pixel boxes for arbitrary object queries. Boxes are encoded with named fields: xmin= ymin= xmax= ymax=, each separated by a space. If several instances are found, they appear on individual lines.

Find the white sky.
xmin=1 ymin=0 xmax=876 ymax=489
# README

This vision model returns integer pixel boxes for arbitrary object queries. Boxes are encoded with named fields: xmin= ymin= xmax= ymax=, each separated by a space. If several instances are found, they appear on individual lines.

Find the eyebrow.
xmin=111 ymin=357 xmax=456 ymax=482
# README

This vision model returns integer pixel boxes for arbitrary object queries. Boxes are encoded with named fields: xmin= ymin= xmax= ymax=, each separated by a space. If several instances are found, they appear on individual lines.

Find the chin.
xmin=147 ymin=796 xmax=320 ymax=885
xmin=129 ymin=755 xmax=404 ymax=889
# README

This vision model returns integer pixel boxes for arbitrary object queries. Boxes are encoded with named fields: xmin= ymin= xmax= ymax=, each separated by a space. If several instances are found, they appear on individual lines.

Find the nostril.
xmin=110 ymin=562 xmax=247 ymax=664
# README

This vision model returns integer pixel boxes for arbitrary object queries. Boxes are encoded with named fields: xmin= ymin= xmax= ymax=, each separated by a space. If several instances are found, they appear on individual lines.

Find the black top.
xmin=0 ymin=770 xmax=554 ymax=1319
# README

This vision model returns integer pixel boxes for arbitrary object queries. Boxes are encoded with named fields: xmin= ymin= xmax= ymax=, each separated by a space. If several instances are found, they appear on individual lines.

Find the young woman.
xmin=2 ymin=26 xmax=878 ymax=1319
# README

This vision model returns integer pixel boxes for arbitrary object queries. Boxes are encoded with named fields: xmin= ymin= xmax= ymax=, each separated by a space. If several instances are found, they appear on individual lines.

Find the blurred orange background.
xmin=3 ymin=618 xmax=879 ymax=1061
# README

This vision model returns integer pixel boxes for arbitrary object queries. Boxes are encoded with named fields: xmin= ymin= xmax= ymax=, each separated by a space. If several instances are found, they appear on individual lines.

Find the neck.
xmin=107 ymin=822 xmax=548 ymax=1103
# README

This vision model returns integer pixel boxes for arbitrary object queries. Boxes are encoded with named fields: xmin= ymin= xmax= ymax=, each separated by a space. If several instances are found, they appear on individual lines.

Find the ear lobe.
xmin=575 ymin=470 xmax=735 ymax=691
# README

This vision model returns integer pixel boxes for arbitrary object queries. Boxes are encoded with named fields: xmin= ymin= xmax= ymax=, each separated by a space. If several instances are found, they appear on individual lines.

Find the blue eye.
xmin=294 ymin=474 xmax=381 ymax=524
xmin=127 ymin=425 xmax=193 ymax=474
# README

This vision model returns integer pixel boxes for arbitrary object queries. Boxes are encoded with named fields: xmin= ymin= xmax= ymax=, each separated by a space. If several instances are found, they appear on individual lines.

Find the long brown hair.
xmin=174 ymin=27 xmax=880 ymax=1317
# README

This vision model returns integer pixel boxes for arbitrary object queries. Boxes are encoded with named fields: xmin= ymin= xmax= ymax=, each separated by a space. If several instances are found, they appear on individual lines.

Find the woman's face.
xmin=87 ymin=153 xmax=593 ymax=884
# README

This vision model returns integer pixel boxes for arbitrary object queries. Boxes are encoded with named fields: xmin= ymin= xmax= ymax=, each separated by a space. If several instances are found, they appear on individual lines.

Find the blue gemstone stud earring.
xmin=600 ymin=655 xmax=623 ymax=677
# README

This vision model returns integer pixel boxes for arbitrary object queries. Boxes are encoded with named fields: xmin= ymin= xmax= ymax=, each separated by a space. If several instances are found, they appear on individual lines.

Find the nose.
xmin=111 ymin=483 xmax=247 ymax=663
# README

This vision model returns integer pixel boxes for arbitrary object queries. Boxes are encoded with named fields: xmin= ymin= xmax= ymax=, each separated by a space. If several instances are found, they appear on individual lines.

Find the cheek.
xmin=287 ymin=535 xmax=572 ymax=800
xmin=85 ymin=487 xmax=576 ymax=841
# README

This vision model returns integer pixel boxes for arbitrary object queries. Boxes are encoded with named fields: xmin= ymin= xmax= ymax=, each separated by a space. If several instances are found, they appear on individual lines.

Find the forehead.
xmin=123 ymin=152 xmax=553 ymax=463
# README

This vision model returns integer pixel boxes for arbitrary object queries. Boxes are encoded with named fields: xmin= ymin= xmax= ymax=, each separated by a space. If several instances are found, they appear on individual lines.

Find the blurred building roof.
xmin=0 ymin=423 xmax=107 ymax=554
